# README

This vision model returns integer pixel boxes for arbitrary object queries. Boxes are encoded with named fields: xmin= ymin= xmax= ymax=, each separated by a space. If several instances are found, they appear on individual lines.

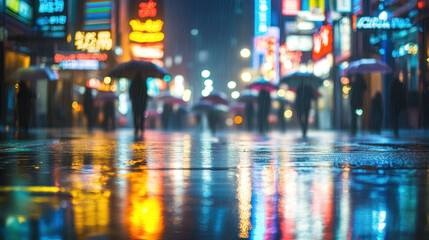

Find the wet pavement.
xmin=0 ymin=129 xmax=429 ymax=239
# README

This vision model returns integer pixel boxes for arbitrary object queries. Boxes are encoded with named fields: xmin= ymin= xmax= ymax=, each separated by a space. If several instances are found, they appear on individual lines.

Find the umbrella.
xmin=10 ymin=66 xmax=58 ymax=81
xmin=237 ymin=90 xmax=258 ymax=102
xmin=341 ymin=58 xmax=392 ymax=76
xmin=107 ymin=60 xmax=169 ymax=80
xmin=247 ymin=78 xmax=278 ymax=92
xmin=192 ymin=101 xmax=214 ymax=112
xmin=156 ymin=92 xmax=186 ymax=105
xmin=96 ymin=92 xmax=118 ymax=101
xmin=200 ymin=92 xmax=229 ymax=105
xmin=280 ymin=72 xmax=323 ymax=88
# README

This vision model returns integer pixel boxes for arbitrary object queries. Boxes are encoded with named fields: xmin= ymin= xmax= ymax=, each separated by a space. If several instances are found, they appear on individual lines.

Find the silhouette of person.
xmin=129 ymin=74 xmax=148 ymax=139
xmin=350 ymin=75 xmax=367 ymax=135
xmin=161 ymin=103 xmax=173 ymax=130
xmin=421 ymin=85 xmax=429 ymax=129
xmin=207 ymin=107 xmax=218 ymax=134
xmin=83 ymin=87 xmax=94 ymax=132
xmin=370 ymin=92 xmax=383 ymax=133
xmin=390 ymin=78 xmax=407 ymax=137
xmin=277 ymin=101 xmax=286 ymax=132
xmin=295 ymin=84 xmax=314 ymax=138
xmin=103 ymin=99 xmax=115 ymax=131
xmin=257 ymin=90 xmax=271 ymax=134
xmin=245 ymin=101 xmax=254 ymax=131
xmin=16 ymin=81 xmax=35 ymax=136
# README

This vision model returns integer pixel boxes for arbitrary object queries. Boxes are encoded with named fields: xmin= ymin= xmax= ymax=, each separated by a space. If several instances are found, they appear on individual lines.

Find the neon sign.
xmin=54 ymin=53 xmax=108 ymax=63
xmin=139 ymin=0 xmax=157 ymax=18
xmin=6 ymin=0 xmax=33 ymax=25
xmin=131 ymin=43 xmax=164 ymax=59
xmin=313 ymin=25 xmax=333 ymax=60
xmin=282 ymin=0 xmax=300 ymax=16
xmin=75 ymin=31 xmax=113 ymax=51
xmin=60 ymin=60 xmax=99 ymax=70
xmin=84 ymin=0 xmax=113 ymax=30
xmin=354 ymin=17 xmax=413 ymax=30
xmin=129 ymin=32 xmax=164 ymax=43
xmin=36 ymin=0 xmax=67 ymax=38
xmin=129 ymin=19 xmax=163 ymax=32
xmin=255 ymin=0 xmax=270 ymax=36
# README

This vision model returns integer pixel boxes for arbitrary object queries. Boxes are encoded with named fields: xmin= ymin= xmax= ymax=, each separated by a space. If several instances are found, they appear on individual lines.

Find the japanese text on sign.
xmin=75 ymin=31 xmax=113 ymax=51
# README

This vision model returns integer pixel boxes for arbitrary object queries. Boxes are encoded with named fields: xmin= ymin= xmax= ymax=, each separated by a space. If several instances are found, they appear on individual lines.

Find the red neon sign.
xmin=54 ymin=53 xmax=108 ymax=63
xmin=313 ymin=25 xmax=333 ymax=60
xmin=139 ymin=0 xmax=157 ymax=18
xmin=282 ymin=0 xmax=300 ymax=16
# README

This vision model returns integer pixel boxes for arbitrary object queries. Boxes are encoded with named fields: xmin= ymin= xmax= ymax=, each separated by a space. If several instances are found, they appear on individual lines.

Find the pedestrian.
xmin=389 ymin=77 xmax=407 ymax=137
xmin=295 ymin=84 xmax=314 ymax=138
xmin=277 ymin=101 xmax=286 ymax=132
xmin=16 ymin=81 xmax=35 ymax=136
xmin=103 ymin=99 xmax=116 ymax=131
xmin=245 ymin=101 xmax=254 ymax=131
xmin=207 ymin=107 xmax=218 ymax=134
xmin=257 ymin=89 xmax=271 ymax=134
xmin=421 ymin=85 xmax=429 ymax=129
xmin=369 ymin=92 xmax=383 ymax=133
xmin=129 ymin=74 xmax=149 ymax=140
xmin=161 ymin=103 xmax=173 ymax=130
xmin=83 ymin=87 xmax=94 ymax=132
xmin=350 ymin=75 xmax=367 ymax=135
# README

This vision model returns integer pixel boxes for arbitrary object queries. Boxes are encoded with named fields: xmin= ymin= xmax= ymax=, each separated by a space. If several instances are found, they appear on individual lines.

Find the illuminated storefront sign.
xmin=255 ymin=0 xmax=271 ymax=36
xmin=60 ymin=60 xmax=99 ymax=70
xmin=280 ymin=43 xmax=302 ymax=76
xmin=129 ymin=0 xmax=164 ymax=64
xmin=336 ymin=0 xmax=351 ymax=13
xmin=309 ymin=0 xmax=325 ymax=14
xmin=6 ymin=0 xmax=33 ymax=25
xmin=84 ymin=0 xmax=113 ymax=30
xmin=354 ymin=17 xmax=413 ymax=30
xmin=36 ymin=0 xmax=67 ymax=38
xmin=75 ymin=31 xmax=113 ymax=51
xmin=352 ymin=0 xmax=363 ymax=15
xmin=282 ymin=0 xmax=300 ymax=16
xmin=130 ymin=43 xmax=164 ymax=59
xmin=54 ymin=52 xmax=108 ymax=63
xmin=313 ymin=25 xmax=333 ymax=60
xmin=286 ymin=35 xmax=313 ymax=51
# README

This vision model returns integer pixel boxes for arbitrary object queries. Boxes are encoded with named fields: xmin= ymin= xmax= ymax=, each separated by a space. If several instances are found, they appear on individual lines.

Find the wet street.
xmin=1 ymin=129 xmax=429 ymax=239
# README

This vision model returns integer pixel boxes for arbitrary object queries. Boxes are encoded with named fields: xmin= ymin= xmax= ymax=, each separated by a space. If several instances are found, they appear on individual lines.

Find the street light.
xmin=227 ymin=81 xmax=237 ymax=89
xmin=240 ymin=48 xmax=251 ymax=58
xmin=241 ymin=71 xmax=252 ymax=82
xmin=201 ymin=70 xmax=210 ymax=78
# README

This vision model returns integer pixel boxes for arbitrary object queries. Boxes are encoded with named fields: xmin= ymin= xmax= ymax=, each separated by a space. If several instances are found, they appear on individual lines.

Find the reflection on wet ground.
xmin=0 ymin=129 xmax=428 ymax=239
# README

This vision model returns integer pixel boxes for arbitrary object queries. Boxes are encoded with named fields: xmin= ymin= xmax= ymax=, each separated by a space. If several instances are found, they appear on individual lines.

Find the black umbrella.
xmin=10 ymin=66 xmax=58 ymax=81
xmin=280 ymin=72 xmax=323 ymax=88
xmin=107 ymin=60 xmax=169 ymax=80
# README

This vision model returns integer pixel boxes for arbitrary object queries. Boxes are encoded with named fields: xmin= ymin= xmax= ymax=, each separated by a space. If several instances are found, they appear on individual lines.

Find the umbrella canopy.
xmin=156 ymin=92 xmax=186 ymax=105
xmin=107 ymin=60 xmax=169 ymax=80
xmin=280 ymin=72 xmax=323 ymax=88
xmin=237 ymin=90 xmax=258 ymax=102
xmin=247 ymin=78 xmax=278 ymax=92
xmin=192 ymin=101 xmax=214 ymax=112
xmin=10 ymin=66 xmax=58 ymax=81
xmin=200 ymin=92 xmax=229 ymax=105
xmin=96 ymin=92 xmax=118 ymax=102
xmin=341 ymin=58 xmax=392 ymax=76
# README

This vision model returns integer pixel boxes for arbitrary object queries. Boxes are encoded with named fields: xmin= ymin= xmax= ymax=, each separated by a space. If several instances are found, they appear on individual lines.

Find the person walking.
xmin=350 ymin=75 xmax=367 ymax=135
xmin=245 ymin=101 xmax=255 ymax=131
xmin=369 ymin=92 xmax=383 ymax=133
xmin=103 ymin=99 xmax=116 ymax=131
xmin=389 ymin=78 xmax=407 ymax=137
xmin=16 ymin=81 xmax=35 ymax=136
xmin=83 ymin=87 xmax=94 ymax=132
xmin=257 ymin=90 xmax=271 ymax=134
xmin=129 ymin=75 xmax=149 ymax=140
xmin=295 ymin=84 xmax=314 ymax=138
xmin=277 ymin=101 xmax=286 ymax=132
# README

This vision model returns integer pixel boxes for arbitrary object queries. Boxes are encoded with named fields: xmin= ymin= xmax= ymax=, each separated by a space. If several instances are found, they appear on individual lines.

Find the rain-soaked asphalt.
xmin=0 ymin=129 xmax=429 ymax=239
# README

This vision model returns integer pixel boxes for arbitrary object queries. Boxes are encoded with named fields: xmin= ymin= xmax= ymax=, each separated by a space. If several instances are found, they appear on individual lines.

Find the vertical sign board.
xmin=352 ymin=0 xmax=363 ymax=15
xmin=255 ymin=0 xmax=270 ymax=36
xmin=336 ymin=0 xmax=351 ymax=13
xmin=282 ymin=0 xmax=300 ymax=16
xmin=36 ymin=0 xmax=68 ymax=38
xmin=129 ymin=0 xmax=165 ymax=66
xmin=313 ymin=25 xmax=333 ymax=60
